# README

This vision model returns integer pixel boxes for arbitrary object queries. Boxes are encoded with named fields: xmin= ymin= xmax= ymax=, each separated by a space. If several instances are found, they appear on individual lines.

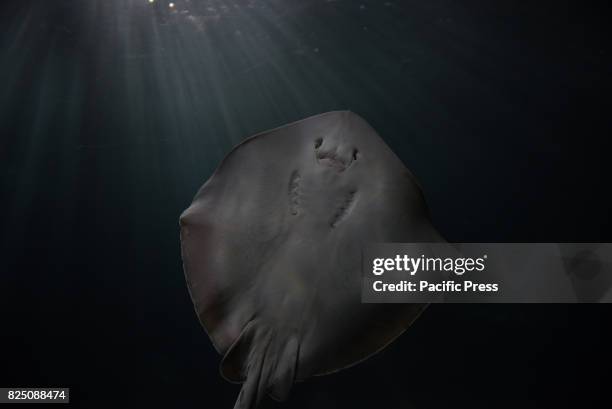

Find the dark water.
xmin=1 ymin=1 xmax=611 ymax=408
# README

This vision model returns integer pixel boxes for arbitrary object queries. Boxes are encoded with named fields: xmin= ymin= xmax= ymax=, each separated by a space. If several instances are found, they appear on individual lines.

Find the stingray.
xmin=179 ymin=111 xmax=443 ymax=409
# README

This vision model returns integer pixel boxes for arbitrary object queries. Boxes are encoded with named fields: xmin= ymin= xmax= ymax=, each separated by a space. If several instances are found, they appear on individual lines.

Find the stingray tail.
xmin=223 ymin=322 xmax=299 ymax=409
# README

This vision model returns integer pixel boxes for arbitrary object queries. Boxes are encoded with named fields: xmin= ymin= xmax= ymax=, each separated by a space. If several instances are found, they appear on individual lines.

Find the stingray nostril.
xmin=352 ymin=149 xmax=359 ymax=161
xmin=314 ymin=138 xmax=323 ymax=149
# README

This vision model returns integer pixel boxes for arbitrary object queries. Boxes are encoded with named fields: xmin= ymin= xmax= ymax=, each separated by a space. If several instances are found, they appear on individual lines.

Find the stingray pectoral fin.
xmin=221 ymin=322 xmax=300 ymax=409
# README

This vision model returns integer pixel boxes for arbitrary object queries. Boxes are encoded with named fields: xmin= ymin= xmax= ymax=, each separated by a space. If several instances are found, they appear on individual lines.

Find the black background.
xmin=1 ymin=1 xmax=611 ymax=408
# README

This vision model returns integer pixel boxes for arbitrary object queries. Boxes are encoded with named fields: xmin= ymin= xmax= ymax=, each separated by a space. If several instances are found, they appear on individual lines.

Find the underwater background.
xmin=1 ymin=1 xmax=611 ymax=408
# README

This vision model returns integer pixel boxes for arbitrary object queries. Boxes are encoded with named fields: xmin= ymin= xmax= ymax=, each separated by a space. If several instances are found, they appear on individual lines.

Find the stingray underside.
xmin=180 ymin=111 xmax=442 ymax=408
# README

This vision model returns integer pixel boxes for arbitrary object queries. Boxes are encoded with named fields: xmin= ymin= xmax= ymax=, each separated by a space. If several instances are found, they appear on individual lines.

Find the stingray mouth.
xmin=314 ymin=138 xmax=359 ymax=172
